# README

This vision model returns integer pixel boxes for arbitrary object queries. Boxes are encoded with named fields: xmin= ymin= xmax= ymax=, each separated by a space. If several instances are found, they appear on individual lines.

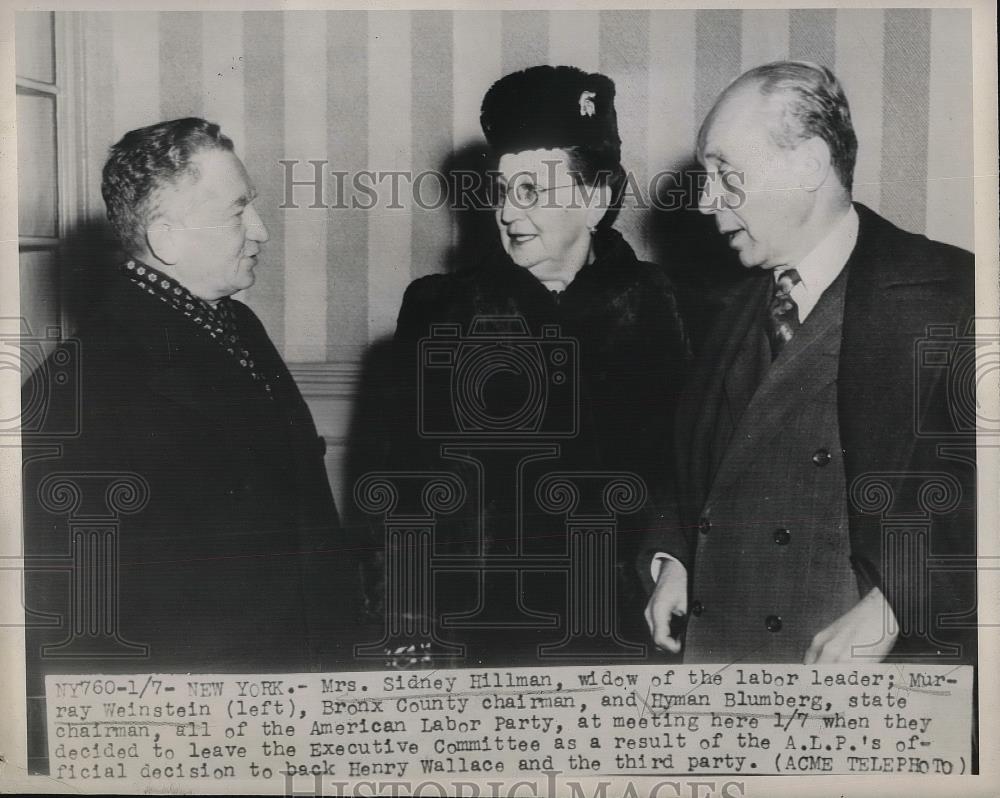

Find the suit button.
xmin=691 ymin=600 xmax=704 ymax=616
xmin=698 ymin=517 xmax=712 ymax=534
xmin=773 ymin=528 xmax=791 ymax=545
xmin=765 ymin=615 xmax=782 ymax=633
xmin=812 ymin=448 xmax=832 ymax=466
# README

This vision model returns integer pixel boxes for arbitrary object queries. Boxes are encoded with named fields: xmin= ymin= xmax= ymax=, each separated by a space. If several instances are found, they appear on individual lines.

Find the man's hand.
xmin=804 ymin=587 xmax=899 ymax=664
xmin=644 ymin=558 xmax=688 ymax=653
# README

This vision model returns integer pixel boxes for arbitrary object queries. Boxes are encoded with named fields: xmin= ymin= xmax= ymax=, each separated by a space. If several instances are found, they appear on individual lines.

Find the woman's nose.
xmin=499 ymin=193 xmax=523 ymax=225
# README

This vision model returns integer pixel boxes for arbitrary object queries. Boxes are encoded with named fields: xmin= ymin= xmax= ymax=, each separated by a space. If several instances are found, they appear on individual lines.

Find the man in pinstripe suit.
xmin=643 ymin=62 xmax=976 ymax=665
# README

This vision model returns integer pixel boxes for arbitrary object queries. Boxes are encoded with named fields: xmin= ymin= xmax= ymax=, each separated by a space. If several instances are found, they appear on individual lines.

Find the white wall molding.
xmin=288 ymin=360 xmax=363 ymax=399
xmin=289 ymin=359 xmax=365 ymax=510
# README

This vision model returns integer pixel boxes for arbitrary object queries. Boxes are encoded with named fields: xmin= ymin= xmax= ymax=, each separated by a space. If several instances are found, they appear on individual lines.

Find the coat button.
xmin=691 ymin=600 xmax=704 ymax=616
xmin=698 ymin=517 xmax=712 ymax=534
xmin=773 ymin=528 xmax=791 ymax=545
xmin=812 ymin=448 xmax=832 ymax=466
xmin=765 ymin=615 xmax=782 ymax=632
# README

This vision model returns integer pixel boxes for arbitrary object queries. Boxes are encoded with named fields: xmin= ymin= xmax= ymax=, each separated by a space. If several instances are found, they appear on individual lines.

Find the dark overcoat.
xmin=387 ymin=228 xmax=690 ymax=662
xmin=23 ymin=274 xmax=361 ymax=690
xmin=644 ymin=204 xmax=977 ymax=664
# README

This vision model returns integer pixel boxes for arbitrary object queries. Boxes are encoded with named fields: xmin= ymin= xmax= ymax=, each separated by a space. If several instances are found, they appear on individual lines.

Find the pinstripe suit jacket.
xmin=645 ymin=204 xmax=976 ymax=664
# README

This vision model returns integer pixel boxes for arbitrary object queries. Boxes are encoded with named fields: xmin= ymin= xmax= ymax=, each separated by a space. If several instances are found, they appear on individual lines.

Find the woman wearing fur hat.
xmin=382 ymin=65 xmax=689 ymax=665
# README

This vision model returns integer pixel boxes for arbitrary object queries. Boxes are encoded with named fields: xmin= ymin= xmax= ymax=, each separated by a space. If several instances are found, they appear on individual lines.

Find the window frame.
xmin=16 ymin=11 xmax=86 ymax=339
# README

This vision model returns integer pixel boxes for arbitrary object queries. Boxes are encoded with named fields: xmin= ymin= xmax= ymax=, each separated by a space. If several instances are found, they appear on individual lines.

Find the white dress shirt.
xmin=778 ymin=205 xmax=859 ymax=322
xmin=651 ymin=205 xmax=860 ymax=584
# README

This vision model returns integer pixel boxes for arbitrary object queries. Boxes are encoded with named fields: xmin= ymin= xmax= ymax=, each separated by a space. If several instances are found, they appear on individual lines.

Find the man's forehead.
xmin=701 ymin=86 xmax=781 ymax=157
xmin=186 ymin=148 xmax=253 ymax=203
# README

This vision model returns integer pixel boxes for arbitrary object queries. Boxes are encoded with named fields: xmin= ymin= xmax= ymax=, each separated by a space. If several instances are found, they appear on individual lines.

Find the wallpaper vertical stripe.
xmin=741 ymin=10 xmax=789 ymax=73
xmin=79 ymin=8 xmax=972 ymax=361
xmin=111 ymin=14 xmax=160 ymax=139
xmin=452 ymin=12 xmax=500 ymax=150
xmin=501 ymin=11 xmax=549 ymax=77
xmin=325 ymin=11 xmax=369 ymax=361
xmin=159 ymin=12 xmax=203 ymax=121
xmin=789 ymin=9 xmax=836 ymax=67
xmin=647 ymin=11 xmax=696 ymax=173
xmin=411 ymin=11 xmax=453 ymax=284
xmin=881 ymin=9 xmax=932 ymax=237
xmin=695 ymin=11 xmax=742 ymax=126
xmin=241 ymin=11 xmax=285 ymax=353
xmin=926 ymin=8 xmax=974 ymax=250
xmin=834 ymin=8 xmax=885 ymax=213
xmin=202 ymin=12 xmax=246 ymax=173
xmin=550 ymin=11 xmax=600 ymax=74
xmin=283 ymin=13 xmax=328 ymax=363
xmin=366 ymin=12 xmax=412 ymax=343
xmin=600 ymin=10 xmax=651 ymax=250
xmin=82 ymin=13 xmax=114 ymax=219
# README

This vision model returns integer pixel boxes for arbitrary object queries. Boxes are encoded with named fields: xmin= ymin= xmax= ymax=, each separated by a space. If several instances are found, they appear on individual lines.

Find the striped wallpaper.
xmin=72 ymin=8 xmax=973 ymax=363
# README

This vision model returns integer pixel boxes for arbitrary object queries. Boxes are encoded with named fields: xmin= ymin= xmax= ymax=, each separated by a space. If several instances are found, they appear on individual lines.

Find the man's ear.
xmin=584 ymin=183 xmax=612 ymax=231
xmin=145 ymin=215 xmax=179 ymax=266
xmin=796 ymin=136 xmax=833 ymax=192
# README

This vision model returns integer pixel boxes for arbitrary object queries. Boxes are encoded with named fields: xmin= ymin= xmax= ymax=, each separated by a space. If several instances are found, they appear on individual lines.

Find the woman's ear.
xmin=584 ymin=182 xmax=612 ymax=231
xmin=145 ymin=215 xmax=179 ymax=266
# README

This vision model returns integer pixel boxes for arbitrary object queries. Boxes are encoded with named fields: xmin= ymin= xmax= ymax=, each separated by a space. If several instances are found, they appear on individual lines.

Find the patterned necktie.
xmin=767 ymin=267 xmax=802 ymax=360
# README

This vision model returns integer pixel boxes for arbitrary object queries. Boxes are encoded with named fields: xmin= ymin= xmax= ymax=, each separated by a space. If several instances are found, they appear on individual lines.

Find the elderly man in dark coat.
xmin=22 ymin=117 xmax=359 ymax=726
xmin=643 ymin=62 xmax=976 ymax=667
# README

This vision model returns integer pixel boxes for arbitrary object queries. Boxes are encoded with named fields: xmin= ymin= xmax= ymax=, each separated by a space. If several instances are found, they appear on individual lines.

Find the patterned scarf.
xmin=123 ymin=260 xmax=274 ymax=397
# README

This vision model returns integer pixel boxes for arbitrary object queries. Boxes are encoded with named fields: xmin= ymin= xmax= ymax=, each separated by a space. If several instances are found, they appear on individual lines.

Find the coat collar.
xmin=706 ymin=268 xmax=848 ymax=501
xmin=848 ymin=203 xmax=961 ymax=289
xmin=718 ymin=274 xmax=772 ymax=437
xmin=95 ymin=275 xmax=286 ymax=437
xmin=837 ymin=203 xmax=969 ymax=503
xmin=675 ymin=271 xmax=769 ymax=506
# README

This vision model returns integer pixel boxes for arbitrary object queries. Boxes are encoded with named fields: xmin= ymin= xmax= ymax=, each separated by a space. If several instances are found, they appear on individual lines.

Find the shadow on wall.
xmin=57 ymin=217 xmax=122 ymax=334
xmin=645 ymin=157 xmax=749 ymax=357
xmin=339 ymin=141 xmax=508 ymax=619
xmin=440 ymin=140 xmax=505 ymax=275
xmin=339 ymin=334 xmax=397 ymax=623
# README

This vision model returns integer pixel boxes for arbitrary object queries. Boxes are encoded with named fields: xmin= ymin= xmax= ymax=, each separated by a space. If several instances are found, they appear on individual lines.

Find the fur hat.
xmin=480 ymin=65 xmax=621 ymax=159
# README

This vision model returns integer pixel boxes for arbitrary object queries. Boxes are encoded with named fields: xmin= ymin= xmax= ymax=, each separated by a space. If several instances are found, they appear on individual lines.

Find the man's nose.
xmin=697 ymin=173 xmax=718 ymax=216
xmin=245 ymin=205 xmax=269 ymax=242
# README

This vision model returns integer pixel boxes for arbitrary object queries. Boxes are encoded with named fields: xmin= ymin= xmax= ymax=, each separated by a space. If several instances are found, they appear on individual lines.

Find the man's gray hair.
xmin=702 ymin=61 xmax=858 ymax=192
xmin=102 ymin=117 xmax=234 ymax=254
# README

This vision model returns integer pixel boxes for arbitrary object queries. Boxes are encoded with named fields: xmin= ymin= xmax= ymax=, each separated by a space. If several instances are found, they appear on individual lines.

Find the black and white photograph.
xmin=1 ymin=2 xmax=997 ymax=796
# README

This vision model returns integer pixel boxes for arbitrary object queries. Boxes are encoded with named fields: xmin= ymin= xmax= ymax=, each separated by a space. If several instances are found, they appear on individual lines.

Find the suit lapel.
xmin=706 ymin=269 xmax=847 ymax=502
xmin=720 ymin=298 xmax=771 ymax=439
xmin=679 ymin=273 xmax=772 ymax=509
